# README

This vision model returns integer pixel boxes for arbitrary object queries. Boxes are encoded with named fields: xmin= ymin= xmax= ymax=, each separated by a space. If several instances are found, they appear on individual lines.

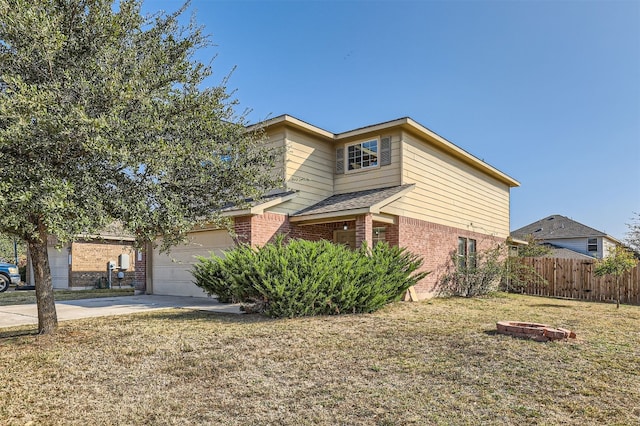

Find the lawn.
xmin=0 ymin=288 xmax=134 ymax=306
xmin=1 ymin=293 xmax=638 ymax=425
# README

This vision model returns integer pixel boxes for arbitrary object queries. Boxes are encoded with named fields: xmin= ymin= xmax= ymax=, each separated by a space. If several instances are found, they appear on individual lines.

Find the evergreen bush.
xmin=192 ymin=236 xmax=428 ymax=317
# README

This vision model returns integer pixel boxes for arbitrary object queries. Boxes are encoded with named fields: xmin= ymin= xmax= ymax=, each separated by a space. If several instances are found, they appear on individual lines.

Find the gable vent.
xmin=336 ymin=147 xmax=344 ymax=174
xmin=380 ymin=136 xmax=392 ymax=166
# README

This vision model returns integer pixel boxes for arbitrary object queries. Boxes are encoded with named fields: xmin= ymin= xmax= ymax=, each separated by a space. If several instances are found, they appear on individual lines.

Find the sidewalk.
xmin=0 ymin=295 xmax=243 ymax=329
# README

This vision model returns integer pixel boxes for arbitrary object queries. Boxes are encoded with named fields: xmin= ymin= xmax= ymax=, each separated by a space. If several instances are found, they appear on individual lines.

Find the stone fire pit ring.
xmin=497 ymin=321 xmax=576 ymax=342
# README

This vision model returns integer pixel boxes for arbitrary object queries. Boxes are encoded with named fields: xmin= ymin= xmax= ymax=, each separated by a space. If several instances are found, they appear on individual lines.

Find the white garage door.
xmin=151 ymin=230 xmax=235 ymax=297
xmin=50 ymin=246 xmax=70 ymax=289
xmin=29 ymin=244 xmax=70 ymax=289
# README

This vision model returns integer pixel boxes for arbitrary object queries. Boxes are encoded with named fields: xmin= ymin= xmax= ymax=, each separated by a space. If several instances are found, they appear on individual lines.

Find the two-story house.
xmin=148 ymin=115 xmax=520 ymax=300
xmin=511 ymin=214 xmax=620 ymax=259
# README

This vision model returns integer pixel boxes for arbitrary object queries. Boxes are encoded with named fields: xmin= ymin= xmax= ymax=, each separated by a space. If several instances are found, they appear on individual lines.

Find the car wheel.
xmin=0 ymin=275 xmax=9 ymax=293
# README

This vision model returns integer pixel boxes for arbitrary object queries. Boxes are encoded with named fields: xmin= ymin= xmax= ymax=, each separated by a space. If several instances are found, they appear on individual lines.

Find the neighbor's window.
xmin=587 ymin=238 xmax=597 ymax=252
xmin=457 ymin=237 xmax=477 ymax=270
xmin=347 ymin=139 xmax=378 ymax=171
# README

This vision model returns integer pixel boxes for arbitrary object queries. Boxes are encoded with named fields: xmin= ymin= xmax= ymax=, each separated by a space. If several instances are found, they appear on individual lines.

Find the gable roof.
xmin=512 ymin=214 xmax=616 ymax=241
xmin=255 ymin=114 xmax=520 ymax=188
xmin=290 ymin=184 xmax=415 ymax=222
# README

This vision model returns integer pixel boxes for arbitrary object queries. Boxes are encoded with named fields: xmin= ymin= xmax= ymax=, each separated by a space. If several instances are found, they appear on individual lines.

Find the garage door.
xmin=50 ymin=246 xmax=70 ymax=289
xmin=151 ymin=230 xmax=235 ymax=297
xmin=29 ymin=244 xmax=70 ymax=289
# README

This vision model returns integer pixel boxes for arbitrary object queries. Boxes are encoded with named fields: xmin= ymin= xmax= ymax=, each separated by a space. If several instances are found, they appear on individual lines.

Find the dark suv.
xmin=0 ymin=262 xmax=21 ymax=292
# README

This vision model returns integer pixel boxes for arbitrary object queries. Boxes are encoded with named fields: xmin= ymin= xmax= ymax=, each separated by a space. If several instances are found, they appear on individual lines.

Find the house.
xmin=147 ymin=115 xmax=520 ymax=300
xmin=511 ymin=214 xmax=620 ymax=259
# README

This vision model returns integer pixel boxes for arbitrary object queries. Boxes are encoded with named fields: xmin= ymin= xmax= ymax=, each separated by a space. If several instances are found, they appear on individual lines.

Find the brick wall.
xmin=355 ymin=214 xmax=373 ymax=248
xmin=234 ymin=213 xmax=343 ymax=247
xmin=398 ymin=216 xmax=503 ymax=299
xmin=134 ymin=249 xmax=146 ymax=292
xmin=233 ymin=216 xmax=253 ymax=245
xmin=70 ymin=240 xmax=137 ymax=288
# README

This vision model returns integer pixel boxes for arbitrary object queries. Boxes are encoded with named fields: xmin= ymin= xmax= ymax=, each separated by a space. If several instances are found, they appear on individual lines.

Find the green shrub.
xmin=192 ymin=236 xmax=428 ymax=317
xmin=192 ymin=254 xmax=233 ymax=303
xmin=436 ymin=245 xmax=504 ymax=297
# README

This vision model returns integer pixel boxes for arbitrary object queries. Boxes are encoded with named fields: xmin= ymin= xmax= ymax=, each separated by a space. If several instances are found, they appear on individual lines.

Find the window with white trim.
xmin=587 ymin=238 xmax=597 ymax=252
xmin=347 ymin=139 xmax=378 ymax=171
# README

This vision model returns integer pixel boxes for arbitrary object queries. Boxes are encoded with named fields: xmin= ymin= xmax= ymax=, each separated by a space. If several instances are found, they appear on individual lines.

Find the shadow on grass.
xmin=529 ymin=303 xmax=575 ymax=309
xmin=136 ymin=308 xmax=276 ymax=325
xmin=0 ymin=328 xmax=39 ymax=340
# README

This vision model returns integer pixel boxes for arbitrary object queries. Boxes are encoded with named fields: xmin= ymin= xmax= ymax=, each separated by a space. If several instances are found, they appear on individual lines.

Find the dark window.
xmin=373 ymin=227 xmax=386 ymax=246
xmin=458 ymin=237 xmax=477 ymax=270
xmin=587 ymin=238 xmax=597 ymax=252
xmin=468 ymin=239 xmax=477 ymax=269
xmin=457 ymin=237 xmax=468 ymax=269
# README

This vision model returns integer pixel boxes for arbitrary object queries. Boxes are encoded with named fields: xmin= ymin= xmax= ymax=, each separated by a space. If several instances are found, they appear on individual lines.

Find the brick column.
xmin=233 ymin=216 xmax=252 ymax=245
xmin=355 ymin=214 xmax=373 ymax=249
xmin=134 ymin=248 xmax=146 ymax=293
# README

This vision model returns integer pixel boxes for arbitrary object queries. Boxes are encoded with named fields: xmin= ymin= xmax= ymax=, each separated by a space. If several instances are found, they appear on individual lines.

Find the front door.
xmin=333 ymin=230 xmax=356 ymax=250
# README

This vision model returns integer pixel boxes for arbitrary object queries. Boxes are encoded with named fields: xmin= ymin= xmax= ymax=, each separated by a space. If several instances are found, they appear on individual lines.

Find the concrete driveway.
xmin=0 ymin=295 xmax=242 ymax=329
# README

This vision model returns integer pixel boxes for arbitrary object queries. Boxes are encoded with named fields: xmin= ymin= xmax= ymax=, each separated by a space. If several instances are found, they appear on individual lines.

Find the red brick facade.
xmin=397 ymin=216 xmax=503 ymax=297
xmin=69 ymin=240 xmax=138 ymax=289
xmin=233 ymin=212 xmax=344 ymax=247
xmin=70 ymin=212 xmax=500 ymax=298
xmin=228 ymin=212 xmax=505 ymax=300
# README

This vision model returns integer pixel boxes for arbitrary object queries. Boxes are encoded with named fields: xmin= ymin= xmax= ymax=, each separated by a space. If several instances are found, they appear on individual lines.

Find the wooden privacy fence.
xmin=518 ymin=257 xmax=640 ymax=306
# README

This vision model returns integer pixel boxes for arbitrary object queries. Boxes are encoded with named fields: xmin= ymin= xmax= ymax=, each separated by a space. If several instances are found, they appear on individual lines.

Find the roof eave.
xmin=222 ymin=192 xmax=298 ymax=217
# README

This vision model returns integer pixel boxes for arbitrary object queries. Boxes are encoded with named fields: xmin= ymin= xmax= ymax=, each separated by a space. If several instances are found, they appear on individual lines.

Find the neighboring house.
xmin=511 ymin=214 xmax=620 ymax=259
xmin=27 ymin=230 xmax=146 ymax=290
xmin=539 ymin=243 xmax=598 ymax=260
xmin=148 ymin=115 xmax=520 ymax=300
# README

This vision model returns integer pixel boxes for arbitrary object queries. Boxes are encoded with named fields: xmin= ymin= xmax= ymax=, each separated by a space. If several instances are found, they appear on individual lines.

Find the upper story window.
xmin=336 ymin=136 xmax=391 ymax=174
xmin=587 ymin=238 xmax=598 ymax=252
xmin=347 ymin=139 xmax=378 ymax=171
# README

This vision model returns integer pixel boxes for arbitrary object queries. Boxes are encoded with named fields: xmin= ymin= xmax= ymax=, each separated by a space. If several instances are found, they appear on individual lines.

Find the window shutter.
xmin=336 ymin=146 xmax=344 ymax=174
xmin=380 ymin=136 xmax=391 ymax=166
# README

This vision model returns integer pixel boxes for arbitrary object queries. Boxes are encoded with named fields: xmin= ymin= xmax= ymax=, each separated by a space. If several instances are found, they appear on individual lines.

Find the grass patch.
xmin=0 ymin=293 xmax=639 ymax=425
xmin=0 ymin=288 xmax=134 ymax=306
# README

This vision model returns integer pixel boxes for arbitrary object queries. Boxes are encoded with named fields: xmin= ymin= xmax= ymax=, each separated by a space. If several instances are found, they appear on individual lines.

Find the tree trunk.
xmin=26 ymin=221 xmax=58 ymax=334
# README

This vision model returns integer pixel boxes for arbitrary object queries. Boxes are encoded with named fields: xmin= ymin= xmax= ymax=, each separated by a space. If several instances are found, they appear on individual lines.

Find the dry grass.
xmin=0 ymin=288 xmax=134 ymax=306
xmin=1 ymin=293 xmax=639 ymax=425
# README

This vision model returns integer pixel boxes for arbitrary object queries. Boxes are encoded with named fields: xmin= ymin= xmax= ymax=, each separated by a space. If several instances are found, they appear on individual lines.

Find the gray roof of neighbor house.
xmin=292 ymin=184 xmax=415 ymax=217
xmin=511 ymin=214 xmax=610 ymax=240
xmin=540 ymin=243 xmax=596 ymax=260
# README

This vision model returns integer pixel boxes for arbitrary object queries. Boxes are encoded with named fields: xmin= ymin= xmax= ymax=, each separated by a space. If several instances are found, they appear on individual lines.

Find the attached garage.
xmin=150 ymin=229 xmax=235 ymax=297
xmin=28 ymin=243 xmax=70 ymax=289
xmin=49 ymin=244 xmax=70 ymax=289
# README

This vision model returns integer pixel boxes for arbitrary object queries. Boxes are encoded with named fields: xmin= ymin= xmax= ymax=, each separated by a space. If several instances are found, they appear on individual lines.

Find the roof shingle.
xmin=512 ymin=214 xmax=607 ymax=239
xmin=292 ymin=184 xmax=414 ymax=217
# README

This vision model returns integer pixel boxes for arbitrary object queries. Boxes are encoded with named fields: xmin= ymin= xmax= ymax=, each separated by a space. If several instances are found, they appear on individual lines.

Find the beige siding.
xmin=264 ymin=130 xmax=286 ymax=188
xmin=384 ymin=132 xmax=511 ymax=238
xmin=269 ymin=128 xmax=335 ymax=214
xmin=334 ymin=134 xmax=401 ymax=194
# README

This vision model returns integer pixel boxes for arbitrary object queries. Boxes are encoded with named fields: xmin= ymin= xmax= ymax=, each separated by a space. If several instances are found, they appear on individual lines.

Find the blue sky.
xmin=144 ymin=0 xmax=639 ymax=240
